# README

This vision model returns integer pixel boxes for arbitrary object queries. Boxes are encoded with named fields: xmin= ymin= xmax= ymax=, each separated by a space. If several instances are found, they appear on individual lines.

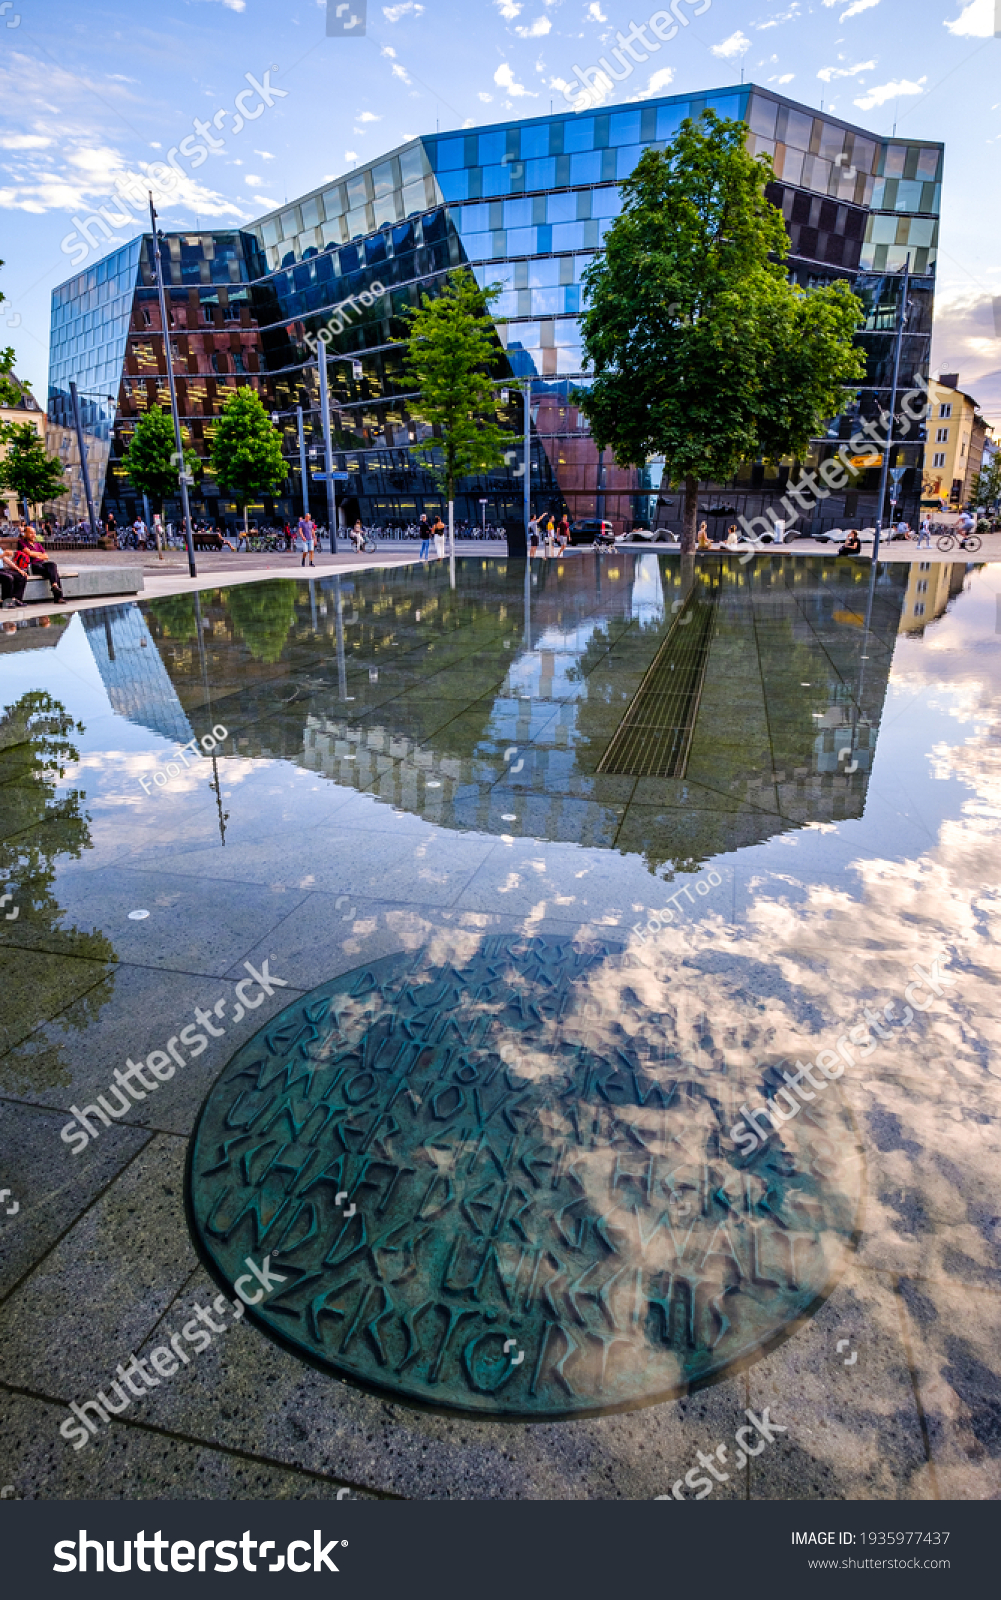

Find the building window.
xmin=919 ymin=562 xmax=931 ymax=571
xmin=141 ymin=307 xmax=151 ymax=327
xmin=939 ymin=403 xmax=952 ymax=418
xmin=211 ymin=352 xmax=226 ymax=374
xmin=932 ymin=452 xmax=946 ymax=467
xmin=936 ymin=427 xmax=949 ymax=442
xmin=913 ymin=603 xmax=925 ymax=616
xmin=224 ymin=303 xmax=241 ymax=322
xmin=232 ymin=351 xmax=246 ymax=374
xmin=916 ymin=580 xmax=928 ymax=593
xmin=202 ymin=306 xmax=214 ymax=324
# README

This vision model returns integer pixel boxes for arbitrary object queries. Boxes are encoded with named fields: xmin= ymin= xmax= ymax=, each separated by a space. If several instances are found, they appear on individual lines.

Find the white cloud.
xmin=817 ymin=58 xmax=876 ymax=81
xmin=345 ymin=150 xmax=358 ymax=162
xmin=149 ymin=141 xmax=162 ymax=150
xmin=754 ymin=3 xmax=801 ymax=27
xmin=712 ymin=31 xmax=751 ymax=59
xmin=107 ymin=74 xmax=139 ymax=84
xmin=381 ymin=44 xmax=397 ymax=57
xmin=478 ymin=91 xmax=494 ymax=101
xmin=0 ymin=133 xmax=53 ymax=149
xmin=195 ymin=0 xmax=247 ymax=9
xmin=853 ymin=76 xmax=927 ymax=110
xmin=515 ymin=16 xmax=551 ymax=35
xmin=356 ymin=110 xmax=382 ymax=121
xmin=839 ymin=0 xmax=879 ymax=17
xmin=383 ymin=1 xmax=424 ymax=19
xmin=245 ymin=174 xmax=263 ymax=186
xmin=772 ymin=73 xmax=795 ymax=83
xmin=944 ymin=0 xmax=995 ymax=35
xmin=494 ymin=0 xmax=522 ymax=16
xmin=254 ymin=149 xmax=275 ymax=160
xmin=632 ymin=66 xmax=675 ymax=99
xmin=391 ymin=62 xmax=412 ymax=83
xmin=587 ymin=1 xmax=607 ymax=17
xmin=494 ymin=62 xmax=537 ymax=96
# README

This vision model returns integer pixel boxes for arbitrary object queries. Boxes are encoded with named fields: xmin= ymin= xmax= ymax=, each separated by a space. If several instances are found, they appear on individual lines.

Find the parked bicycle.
xmin=246 ymin=531 xmax=288 ymax=553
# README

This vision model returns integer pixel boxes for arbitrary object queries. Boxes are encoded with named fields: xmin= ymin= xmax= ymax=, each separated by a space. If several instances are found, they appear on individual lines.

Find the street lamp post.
xmin=148 ymin=194 xmax=197 ymax=578
xmin=297 ymin=405 xmax=310 ymax=521
xmin=317 ymin=348 xmax=338 ymax=554
xmin=872 ymin=254 xmax=911 ymax=567
xmin=479 ymin=497 xmax=487 ymax=538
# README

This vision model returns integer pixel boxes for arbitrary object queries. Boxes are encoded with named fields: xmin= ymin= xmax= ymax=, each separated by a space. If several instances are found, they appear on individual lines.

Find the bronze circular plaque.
xmin=187 ymin=937 xmax=863 ymax=1417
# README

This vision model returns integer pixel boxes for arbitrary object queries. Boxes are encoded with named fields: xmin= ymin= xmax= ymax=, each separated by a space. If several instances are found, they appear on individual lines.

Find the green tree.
xmin=208 ymin=387 xmax=287 ymax=536
xmin=222 ymin=580 xmax=298 ymax=664
xmin=122 ymin=406 xmax=200 ymax=515
xmin=971 ymin=451 xmax=1001 ymax=514
xmin=577 ymin=113 xmax=867 ymax=552
xmin=0 ymin=421 xmax=64 ymax=519
xmin=400 ymin=269 xmax=509 ymax=550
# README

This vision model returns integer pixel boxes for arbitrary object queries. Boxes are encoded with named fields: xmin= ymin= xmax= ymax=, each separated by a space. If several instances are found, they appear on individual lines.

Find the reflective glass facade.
xmin=47 ymin=84 xmax=943 ymax=533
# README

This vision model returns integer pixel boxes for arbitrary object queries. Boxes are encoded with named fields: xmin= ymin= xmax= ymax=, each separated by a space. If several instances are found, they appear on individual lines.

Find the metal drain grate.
xmin=597 ymin=581 xmax=720 ymax=778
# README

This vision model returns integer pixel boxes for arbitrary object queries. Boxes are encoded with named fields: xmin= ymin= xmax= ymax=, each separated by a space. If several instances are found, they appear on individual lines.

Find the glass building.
xmin=46 ymin=84 xmax=943 ymax=534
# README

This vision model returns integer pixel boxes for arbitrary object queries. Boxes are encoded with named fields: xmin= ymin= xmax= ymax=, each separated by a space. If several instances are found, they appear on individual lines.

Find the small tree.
xmin=0 ymin=422 xmax=64 ymax=520
xmin=400 ymin=269 xmax=509 ymax=552
xmin=208 ymin=387 xmax=287 ymax=537
xmin=122 ymin=406 xmax=200 ymax=516
xmin=577 ymin=113 xmax=867 ymax=551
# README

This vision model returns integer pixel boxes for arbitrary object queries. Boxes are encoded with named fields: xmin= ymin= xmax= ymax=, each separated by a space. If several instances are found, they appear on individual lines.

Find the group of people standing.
xmin=529 ymin=513 xmax=570 ymax=556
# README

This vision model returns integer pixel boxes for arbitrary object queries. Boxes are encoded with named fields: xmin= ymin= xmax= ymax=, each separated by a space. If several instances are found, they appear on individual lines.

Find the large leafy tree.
xmin=0 ymin=421 xmax=64 ymax=519
xmin=122 ymin=406 xmax=200 ymax=513
xmin=208 ymin=386 xmax=287 ymax=535
xmin=578 ymin=112 xmax=867 ymax=551
xmin=400 ymin=269 xmax=508 ymax=549
xmin=971 ymin=451 xmax=1001 ymax=514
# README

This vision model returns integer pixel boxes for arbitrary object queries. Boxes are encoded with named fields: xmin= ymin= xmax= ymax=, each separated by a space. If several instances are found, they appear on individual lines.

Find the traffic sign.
xmin=312 ymin=471 xmax=350 ymax=481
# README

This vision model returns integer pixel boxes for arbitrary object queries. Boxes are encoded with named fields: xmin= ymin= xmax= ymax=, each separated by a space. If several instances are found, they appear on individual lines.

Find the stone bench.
xmin=22 ymin=565 xmax=144 ymax=602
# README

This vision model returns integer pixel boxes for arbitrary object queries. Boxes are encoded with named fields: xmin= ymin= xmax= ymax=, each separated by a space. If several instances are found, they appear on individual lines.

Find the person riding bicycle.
xmin=349 ymin=520 xmax=366 ymax=554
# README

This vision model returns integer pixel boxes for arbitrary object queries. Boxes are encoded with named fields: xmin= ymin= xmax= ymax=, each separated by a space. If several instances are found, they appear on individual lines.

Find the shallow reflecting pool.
xmin=1 ymin=553 xmax=999 ymax=1498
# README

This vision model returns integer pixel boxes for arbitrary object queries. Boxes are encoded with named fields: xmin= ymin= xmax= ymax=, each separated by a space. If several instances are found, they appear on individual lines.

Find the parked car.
xmin=569 ymin=518 xmax=615 ymax=546
xmin=617 ymin=526 xmax=660 ymax=542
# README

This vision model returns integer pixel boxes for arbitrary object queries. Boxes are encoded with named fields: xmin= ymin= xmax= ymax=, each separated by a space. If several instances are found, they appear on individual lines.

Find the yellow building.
xmin=922 ymin=375 xmax=987 ymax=510
xmin=0 ymin=376 xmax=46 ymax=524
xmin=898 ymin=559 xmax=966 ymax=634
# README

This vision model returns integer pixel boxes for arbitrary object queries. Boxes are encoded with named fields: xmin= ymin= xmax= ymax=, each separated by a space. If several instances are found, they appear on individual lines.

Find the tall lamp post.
xmin=872 ymin=254 xmax=911 ymax=567
xmin=68 ymin=380 xmax=100 ymax=542
xmin=148 ymin=194 xmax=197 ymax=578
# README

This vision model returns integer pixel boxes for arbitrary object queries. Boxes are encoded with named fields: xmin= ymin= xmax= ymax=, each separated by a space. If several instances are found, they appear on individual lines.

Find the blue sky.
xmin=1 ymin=0 xmax=998 ymax=419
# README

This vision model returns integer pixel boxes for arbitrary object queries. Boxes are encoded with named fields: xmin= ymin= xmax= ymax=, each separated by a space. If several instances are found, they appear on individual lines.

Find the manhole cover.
xmin=187 ymin=937 xmax=863 ymax=1418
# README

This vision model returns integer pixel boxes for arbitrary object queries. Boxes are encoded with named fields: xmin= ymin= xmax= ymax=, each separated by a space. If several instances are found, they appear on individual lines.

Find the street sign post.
xmin=312 ymin=471 xmax=349 ymax=481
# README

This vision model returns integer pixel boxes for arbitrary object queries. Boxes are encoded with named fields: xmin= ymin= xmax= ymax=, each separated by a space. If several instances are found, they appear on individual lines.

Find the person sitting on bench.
xmin=0 ymin=546 xmax=28 ymax=607
xmin=837 ymin=528 xmax=862 ymax=557
xmin=16 ymin=525 xmax=64 ymax=601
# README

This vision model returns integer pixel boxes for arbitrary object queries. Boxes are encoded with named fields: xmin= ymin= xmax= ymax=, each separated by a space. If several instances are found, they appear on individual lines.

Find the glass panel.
xmin=323 ymin=186 xmax=345 ymax=217
xmin=280 ymin=207 xmax=301 ymax=239
xmin=552 ymin=221 xmax=586 ymax=252
xmin=883 ymin=144 xmax=906 ymax=177
xmin=853 ymin=137 xmax=876 ymax=175
xmin=655 ymin=102 xmax=689 ymax=140
xmin=437 ymin=136 xmax=465 ymax=171
xmin=506 ymin=226 xmax=536 ymax=255
xmin=503 ymin=197 xmax=532 ymax=228
xmin=570 ymin=150 xmax=601 ymax=185
xmin=373 ymin=194 xmax=398 ymax=227
xmin=785 ymin=110 xmax=814 ymax=150
xmin=478 ymin=130 xmax=507 ymax=167
xmin=461 ymin=231 xmax=491 ymax=260
xmin=895 ymin=180 xmax=923 ymax=212
xmin=345 ymin=205 xmax=369 ymax=238
xmin=401 ymin=180 xmax=426 ymax=216
xmin=616 ymin=145 xmax=643 ymax=180
xmin=818 ymin=123 xmax=845 ymax=161
xmin=609 ymin=110 xmax=641 ymax=147
xmin=528 ymin=257 xmax=559 ymax=287
xmin=372 ymin=162 xmax=395 ymax=198
xmin=532 ymin=287 xmax=559 ymax=315
xmin=509 ymin=320 xmax=540 ymax=347
xmin=591 ymin=187 xmax=621 ymax=219
xmin=563 ymin=118 xmax=594 ymax=153
xmin=300 ymin=196 xmax=321 ymax=230
xmin=706 ymin=93 xmax=742 ymax=120
xmin=782 ymin=148 xmax=804 ymax=186
xmin=748 ymin=95 xmax=777 ymax=139
xmin=916 ymin=146 xmax=940 ymax=181
xmin=547 ymin=192 xmax=576 ymax=225
xmin=521 ymin=123 xmax=550 ymax=159
xmin=460 ymin=202 xmax=490 ymax=234
xmin=400 ymin=144 xmax=425 ymax=184
xmin=437 ymin=170 xmax=468 ymax=202
xmin=481 ymin=163 xmax=509 ymax=197
xmin=524 ymin=156 xmax=556 ymax=190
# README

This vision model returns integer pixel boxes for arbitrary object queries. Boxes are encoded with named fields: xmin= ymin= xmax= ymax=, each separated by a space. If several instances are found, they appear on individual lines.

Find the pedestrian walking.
xmin=433 ymin=514 xmax=445 ymax=560
xmin=557 ymin=514 xmax=569 ymax=553
xmin=298 ymin=513 xmax=316 ymax=567
xmin=418 ymin=512 xmax=430 ymax=561
xmin=16 ymin=525 xmax=64 ymax=602
xmin=916 ymin=517 xmax=931 ymax=549
xmin=528 ymin=515 xmax=539 ymax=555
